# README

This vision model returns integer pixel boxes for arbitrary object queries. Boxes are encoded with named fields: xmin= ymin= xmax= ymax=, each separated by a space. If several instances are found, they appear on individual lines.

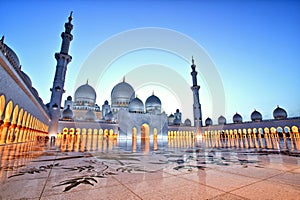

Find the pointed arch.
xmin=141 ymin=123 xmax=150 ymax=139
xmin=0 ymin=95 xmax=6 ymax=121
xmin=4 ymin=100 xmax=13 ymax=123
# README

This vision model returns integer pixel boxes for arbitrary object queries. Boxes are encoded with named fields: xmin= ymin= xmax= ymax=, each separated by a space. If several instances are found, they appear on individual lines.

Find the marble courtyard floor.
xmin=0 ymin=137 xmax=299 ymax=200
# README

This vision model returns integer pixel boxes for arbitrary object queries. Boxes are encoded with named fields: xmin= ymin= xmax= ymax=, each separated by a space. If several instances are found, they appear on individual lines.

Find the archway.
xmin=132 ymin=127 xmax=137 ymax=138
xmin=141 ymin=124 xmax=150 ymax=139
xmin=153 ymin=128 xmax=158 ymax=139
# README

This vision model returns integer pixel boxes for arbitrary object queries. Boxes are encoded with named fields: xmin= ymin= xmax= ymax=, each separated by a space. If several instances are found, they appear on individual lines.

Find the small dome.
xmin=176 ymin=109 xmax=180 ymax=113
xmin=218 ymin=115 xmax=226 ymax=125
xmin=84 ymin=110 xmax=96 ymax=121
xmin=168 ymin=114 xmax=174 ymax=118
xmin=145 ymin=94 xmax=161 ymax=114
xmin=38 ymin=97 xmax=44 ymax=104
xmin=74 ymin=82 xmax=96 ymax=103
xmin=273 ymin=106 xmax=287 ymax=119
xmin=184 ymin=119 xmax=191 ymax=126
xmin=205 ymin=117 xmax=213 ymax=126
xmin=128 ymin=97 xmax=144 ymax=113
xmin=104 ymin=111 xmax=113 ymax=121
xmin=145 ymin=94 xmax=161 ymax=107
xmin=111 ymin=81 xmax=135 ymax=101
xmin=104 ymin=100 xmax=109 ymax=105
xmin=251 ymin=110 xmax=262 ymax=122
xmin=233 ymin=113 xmax=243 ymax=123
xmin=67 ymin=96 xmax=72 ymax=101
xmin=3 ymin=43 xmax=20 ymax=69
xmin=61 ymin=105 xmax=73 ymax=120
xmin=173 ymin=118 xmax=181 ymax=125
xmin=21 ymin=71 xmax=32 ymax=87
xmin=31 ymin=87 xmax=39 ymax=98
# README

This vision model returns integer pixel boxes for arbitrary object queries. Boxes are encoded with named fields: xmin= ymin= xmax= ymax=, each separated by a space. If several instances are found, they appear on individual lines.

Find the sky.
xmin=1 ymin=0 xmax=300 ymax=124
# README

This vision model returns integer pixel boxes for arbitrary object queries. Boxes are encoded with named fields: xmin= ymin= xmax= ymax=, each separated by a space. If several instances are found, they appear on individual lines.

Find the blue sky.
xmin=1 ymin=0 xmax=299 ymax=123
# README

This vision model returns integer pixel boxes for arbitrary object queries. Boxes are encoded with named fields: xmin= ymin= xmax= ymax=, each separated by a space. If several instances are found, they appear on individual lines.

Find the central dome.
xmin=111 ymin=81 xmax=135 ymax=101
xmin=74 ymin=82 xmax=96 ymax=103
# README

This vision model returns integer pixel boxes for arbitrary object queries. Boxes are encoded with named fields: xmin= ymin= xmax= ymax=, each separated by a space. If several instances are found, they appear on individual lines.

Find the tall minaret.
xmin=49 ymin=12 xmax=73 ymax=136
xmin=190 ymin=57 xmax=203 ymax=131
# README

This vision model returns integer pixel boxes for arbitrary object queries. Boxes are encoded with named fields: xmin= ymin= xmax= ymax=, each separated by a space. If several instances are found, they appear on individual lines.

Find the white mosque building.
xmin=0 ymin=13 xmax=299 ymax=146
xmin=60 ymin=78 xmax=182 ymax=139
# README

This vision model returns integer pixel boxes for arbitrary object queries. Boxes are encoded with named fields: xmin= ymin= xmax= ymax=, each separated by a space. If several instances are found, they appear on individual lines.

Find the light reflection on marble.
xmin=0 ymin=135 xmax=299 ymax=199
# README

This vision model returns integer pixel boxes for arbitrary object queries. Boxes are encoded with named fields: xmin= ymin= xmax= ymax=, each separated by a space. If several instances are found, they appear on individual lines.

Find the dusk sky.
xmin=1 ymin=0 xmax=299 ymax=124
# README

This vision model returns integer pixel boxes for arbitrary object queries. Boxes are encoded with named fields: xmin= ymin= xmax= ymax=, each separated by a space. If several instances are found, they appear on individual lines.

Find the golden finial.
xmin=192 ymin=56 xmax=194 ymax=65
xmin=0 ymin=35 xmax=4 ymax=43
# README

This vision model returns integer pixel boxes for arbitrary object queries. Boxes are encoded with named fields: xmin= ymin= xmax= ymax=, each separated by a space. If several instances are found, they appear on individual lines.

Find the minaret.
xmin=190 ymin=57 xmax=203 ymax=131
xmin=49 ymin=12 xmax=73 ymax=136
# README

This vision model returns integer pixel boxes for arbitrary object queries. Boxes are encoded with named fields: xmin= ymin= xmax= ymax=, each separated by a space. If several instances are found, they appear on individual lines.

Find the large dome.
xmin=111 ymin=81 xmax=135 ymax=101
xmin=233 ymin=113 xmax=243 ymax=123
xmin=74 ymin=82 xmax=96 ymax=103
xmin=273 ymin=106 xmax=287 ymax=120
xmin=145 ymin=94 xmax=161 ymax=114
xmin=251 ymin=110 xmax=262 ymax=122
xmin=128 ymin=97 xmax=144 ymax=113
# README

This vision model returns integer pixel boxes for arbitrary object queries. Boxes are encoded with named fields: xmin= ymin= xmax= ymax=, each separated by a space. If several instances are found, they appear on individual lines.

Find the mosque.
xmin=60 ymin=78 xmax=170 ymax=139
xmin=0 ymin=13 xmax=299 ymax=146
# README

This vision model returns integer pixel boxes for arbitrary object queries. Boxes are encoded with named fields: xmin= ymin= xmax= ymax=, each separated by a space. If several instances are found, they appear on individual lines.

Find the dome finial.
xmin=192 ymin=56 xmax=194 ymax=65
xmin=0 ymin=35 xmax=4 ymax=44
xmin=68 ymin=11 xmax=73 ymax=23
xmin=123 ymin=76 xmax=125 ymax=82
xmin=152 ymin=90 xmax=154 ymax=95
xmin=86 ymin=79 xmax=89 ymax=85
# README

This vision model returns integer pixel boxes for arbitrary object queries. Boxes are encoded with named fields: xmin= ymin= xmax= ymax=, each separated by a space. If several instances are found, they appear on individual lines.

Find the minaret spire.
xmin=190 ymin=57 xmax=203 ymax=133
xmin=49 ymin=13 xmax=74 ymax=136
xmin=68 ymin=11 xmax=73 ymax=23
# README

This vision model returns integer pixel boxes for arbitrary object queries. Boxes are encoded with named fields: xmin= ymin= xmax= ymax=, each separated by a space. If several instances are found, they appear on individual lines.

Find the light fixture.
xmin=55 ymin=86 xmax=61 ymax=91
xmin=52 ymin=103 xmax=58 ymax=110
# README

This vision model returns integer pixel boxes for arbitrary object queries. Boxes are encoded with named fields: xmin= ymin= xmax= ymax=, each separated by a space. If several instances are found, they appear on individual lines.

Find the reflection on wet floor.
xmin=1 ymin=134 xmax=299 ymax=181
xmin=0 ymin=141 xmax=47 ymax=182
xmin=0 ymin=134 xmax=299 ymax=199
xmin=53 ymin=133 xmax=300 ymax=154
